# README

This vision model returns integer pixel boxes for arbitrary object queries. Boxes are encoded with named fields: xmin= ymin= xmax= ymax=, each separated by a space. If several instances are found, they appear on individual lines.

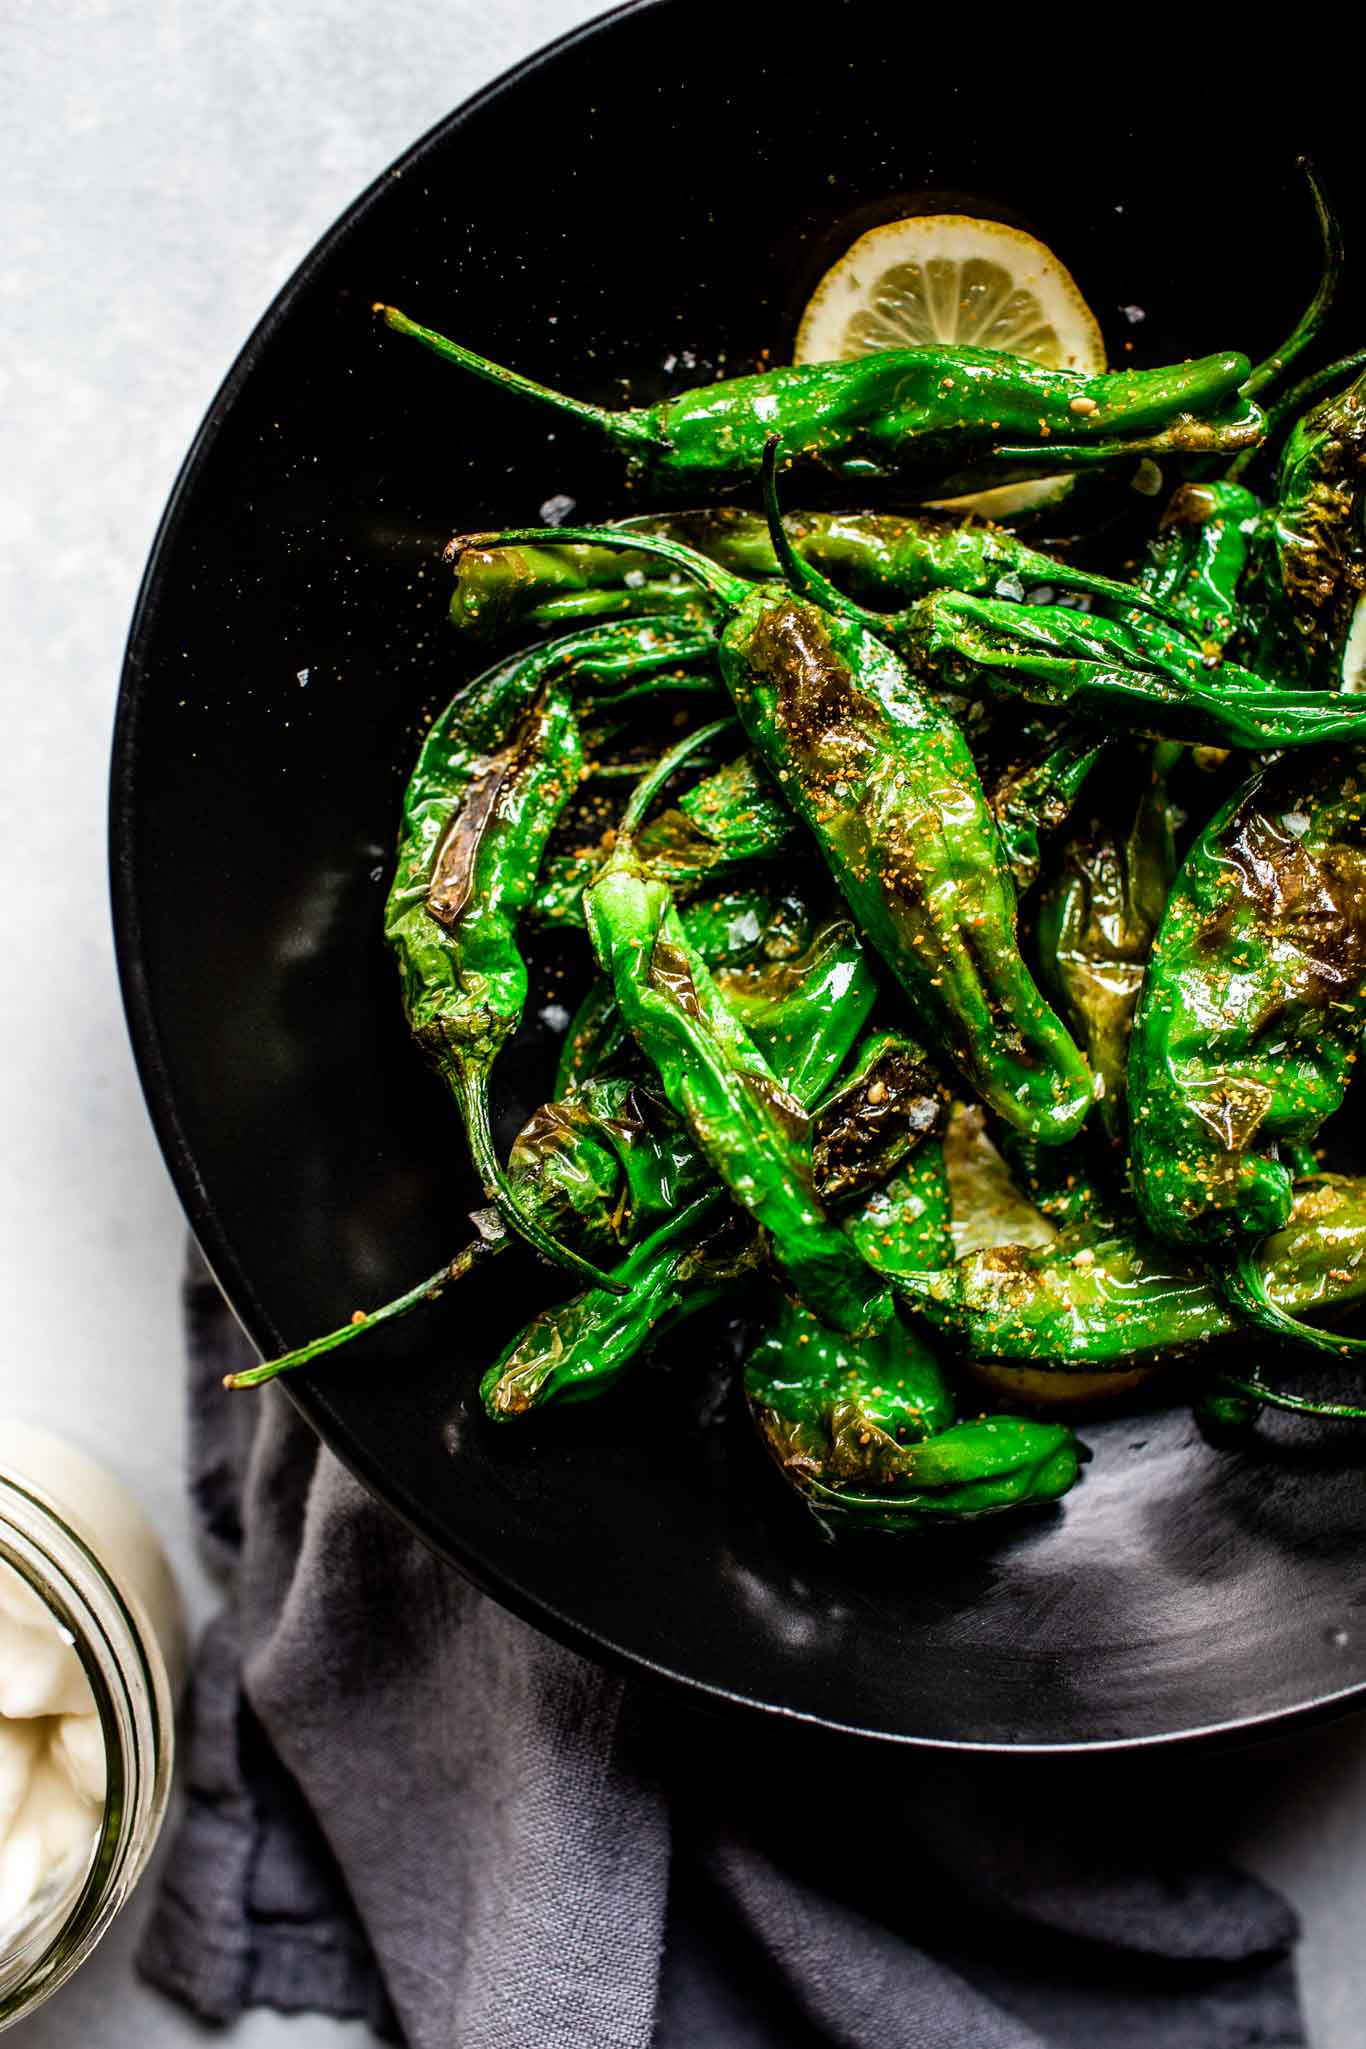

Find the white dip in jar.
xmin=0 ymin=1420 xmax=183 ymax=2027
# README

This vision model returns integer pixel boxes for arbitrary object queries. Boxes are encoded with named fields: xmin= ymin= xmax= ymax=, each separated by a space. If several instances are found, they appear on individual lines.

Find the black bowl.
xmin=112 ymin=0 xmax=1366 ymax=1749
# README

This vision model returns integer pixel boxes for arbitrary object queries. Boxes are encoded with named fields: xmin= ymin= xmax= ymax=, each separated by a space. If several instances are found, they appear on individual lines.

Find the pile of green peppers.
xmin=229 ymin=171 xmax=1366 ymax=1535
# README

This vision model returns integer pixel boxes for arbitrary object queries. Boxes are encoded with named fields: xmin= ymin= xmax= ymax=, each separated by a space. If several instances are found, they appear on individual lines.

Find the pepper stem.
xmin=1242 ymin=160 xmax=1344 ymax=403
xmin=457 ymin=1069 xmax=628 ymax=1292
xmin=447 ymin=525 xmax=753 ymax=611
xmin=1222 ymin=1249 xmax=1366 ymax=1357
xmin=758 ymin=436 xmax=874 ymax=627
xmin=223 ymin=1241 xmax=486 ymax=1390
xmin=1211 ymin=1372 xmax=1366 ymax=1423
xmin=620 ymin=715 xmax=737 ymax=836
xmin=376 ymin=305 xmax=662 ymax=452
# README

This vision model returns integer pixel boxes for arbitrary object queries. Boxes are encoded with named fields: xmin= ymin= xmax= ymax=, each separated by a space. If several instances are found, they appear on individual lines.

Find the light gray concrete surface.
xmin=4 ymin=3 xmax=1366 ymax=2043
xmin=1 ymin=4 xmax=609 ymax=2041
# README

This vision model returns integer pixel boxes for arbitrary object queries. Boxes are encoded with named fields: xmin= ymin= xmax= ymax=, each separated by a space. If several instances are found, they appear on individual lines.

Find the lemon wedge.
xmin=794 ymin=213 xmax=1105 ymax=518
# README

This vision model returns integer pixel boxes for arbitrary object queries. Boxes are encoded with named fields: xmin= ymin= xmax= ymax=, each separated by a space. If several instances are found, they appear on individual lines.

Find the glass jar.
xmin=0 ymin=1443 xmax=179 ymax=2028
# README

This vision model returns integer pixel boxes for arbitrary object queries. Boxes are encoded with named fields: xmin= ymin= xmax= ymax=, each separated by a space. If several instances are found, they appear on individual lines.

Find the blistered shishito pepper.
xmin=584 ymin=842 xmax=891 ymax=1337
xmin=458 ymin=494 xmax=1093 ymax=1144
xmin=1124 ymin=481 xmax=1262 ymax=662
xmin=1261 ymin=367 xmax=1366 ymax=688
xmin=385 ymin=676 xmax=619 ymax=1284
xmin=845 ymin=1137 xmax=955 ymax=1277
xmin=529 ymin=749 xmax=803 ymax=931
xmin=887 ymin=1175 xmax=1366 ymax=1374
xmin=476 ymin=1040 xmax=958 ymax=1425
xmin=381 ymin=303 xmax=1262 ymax=498
xmin=746 ymin=1297 xmax=1080 ymax=1530
xmin=481 ymin=1192 xmax=745 ymax=1416
xmin=449 ymin=506 xmax=1164 ymax=646
xmin=1037 ymin=743 xmax=1180 ymax=1136
xmin=988 ymin=725 xmax=1106 ymax=895
xmin=232 ymin=869 xmax=860 ymax=1392
xmin=557 ymin=866 xmax=827 ymax=1102
xmin=1129 ymin=750 xmax=1366 ymax=1266
xmin=712 ymin=914 xmax=878 ymax=1106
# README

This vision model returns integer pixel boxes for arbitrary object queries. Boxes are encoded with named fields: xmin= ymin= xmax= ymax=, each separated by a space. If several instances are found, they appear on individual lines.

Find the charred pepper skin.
xmin=1261 ymin=368 xmax=1366 ymax=687
xmin=384 ymin=677 xmax=621 ymax=1286
xmin=460 ymin=521 xmax=1094 ymax=1144
xmin=382 ymin=304 xmax=1261 ymax=498
xmin=988 ymin=725 xmax=1106 ymax=895
xmin=1129 ymin=750 xmax=1366 ymax=1260
xmin=1037 ymin=743 xmax=1179 ymax=1138
xmin=480 ymin=1193 xmax=737 ymax=1417
xmin=748 ymin=1303 xmax=1080 ymax=1531
xmin=721 ymin=592 xmax=1094 ymax=1142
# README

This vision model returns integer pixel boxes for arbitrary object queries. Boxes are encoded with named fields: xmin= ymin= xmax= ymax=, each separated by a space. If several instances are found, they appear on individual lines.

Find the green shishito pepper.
xmin=481 ymin=1191 xmax=744 ymax=1416
xmin=743 ymin=1295 xmax=1081 ymax=1531
xmin=448 ymin=507 xmax=1166 ymax=647
xmin=456 ymin=502 xmax=1093 ymax=1146
xmin=385 ymin=676 xmax=614 ymax=1284
xmin=383 ymin=617 xmax=716 ymax=1285
xmin=1124 ymin=481 xmax=1262 ymax=660
xmin=1129 ymin=751 xmax=1366 ymax=1250
xmin=887 ymin=1174 xmax=1366 ymax=1373
xmin=1262 ymin=366 xmax=1366 ymax=688
xmin=584 ymin=842 xmax=891 ymax=1339
xmin=746 ymin=1297 xmax=1079 ymax=1530
xmin=529 ymin=750 xmax=803 ymax=932
xmin=380 ymin=304 xmax=1261 ymax=498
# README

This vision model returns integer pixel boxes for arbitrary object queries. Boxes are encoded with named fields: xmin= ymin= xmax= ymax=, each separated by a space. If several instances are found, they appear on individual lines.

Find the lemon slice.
xmin=794 ymin=213 xmax=1105 ymax=518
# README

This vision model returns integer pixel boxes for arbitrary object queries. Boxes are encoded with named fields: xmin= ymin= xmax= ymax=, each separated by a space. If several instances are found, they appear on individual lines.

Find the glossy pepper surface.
xmin=1262 ymin=367 xmax=1366 ymax=687
xmin=746 ymin=1295 xmax=1079 ymax=1532
xmin=1037 ymin=743 xmax=1179 ymax=1137
xmin=458 ymin=514 xmax=1094 ymax=1144
xmin=1129 ymin=750 xmax=1366 ymax=1255
xmin=448 ymin=506 xmax=1164 ymax=646
xmin=384 ymin=674 xmax=611 ymax=1283
xmin=584 ymin=841 xmax=892 ymax=1338
xmin=382 ymin=304 xmax=1262 ymax=498
xmin=888 ymin=1174 xmax=1366 ymax=1371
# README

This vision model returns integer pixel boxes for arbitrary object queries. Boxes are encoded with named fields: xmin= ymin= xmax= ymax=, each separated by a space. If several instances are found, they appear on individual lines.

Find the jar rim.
xmin=0 ymin=1466 xmax=174 ymax=2027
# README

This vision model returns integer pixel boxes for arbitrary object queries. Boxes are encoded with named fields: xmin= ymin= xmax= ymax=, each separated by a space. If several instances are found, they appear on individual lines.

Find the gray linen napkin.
xmin=138 ymin=1247 xmax=1307 ymax=2049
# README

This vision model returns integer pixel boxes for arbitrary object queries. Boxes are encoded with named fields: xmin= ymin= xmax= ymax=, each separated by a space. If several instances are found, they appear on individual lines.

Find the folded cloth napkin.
xmin=138 ymin=1246 xmax=1307 ymax=2049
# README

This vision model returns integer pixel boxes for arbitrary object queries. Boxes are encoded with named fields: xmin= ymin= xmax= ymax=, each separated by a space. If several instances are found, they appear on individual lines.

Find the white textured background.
xmin=4 ymin=2 xmax=1366 ymax=2042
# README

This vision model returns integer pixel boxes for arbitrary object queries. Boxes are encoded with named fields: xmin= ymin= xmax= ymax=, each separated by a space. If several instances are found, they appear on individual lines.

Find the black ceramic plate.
xmin=112 ymin=0 xmax=1366 ymax=1749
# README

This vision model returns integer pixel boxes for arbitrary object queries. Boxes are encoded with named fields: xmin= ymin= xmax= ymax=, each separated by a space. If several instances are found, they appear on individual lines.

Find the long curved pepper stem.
xmin=1229 ymin=348 xmax=1366 ymax=483
xmin=619 ymin=716 xmax=737 ymax=836
xmin=224 ymin=1241 xmax=488 ymax=1389
xmin=376 ymin=305 xmax=665 ymax=454
xmin=758 ymin=437 xmax=871 ymax=625
xmin=1212 ymin=1372 xmax=1366 ymax=1422
xmin=1242 ymin=160 xmax=1344 ymax=403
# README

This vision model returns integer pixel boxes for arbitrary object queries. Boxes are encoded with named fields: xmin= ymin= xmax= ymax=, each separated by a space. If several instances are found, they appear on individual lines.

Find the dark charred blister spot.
xmin=748 ymin=599 xmax=870 ymax=764
xmin=426 ymin=750 xmax=513 ymax=927
xmin=647 ymin=936 xmax=706 ymax=1022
